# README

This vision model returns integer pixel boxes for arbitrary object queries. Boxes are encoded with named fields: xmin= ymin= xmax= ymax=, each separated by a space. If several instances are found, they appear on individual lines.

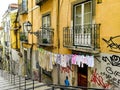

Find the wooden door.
xmin=78 ymin=64 xmax=88 ymax=87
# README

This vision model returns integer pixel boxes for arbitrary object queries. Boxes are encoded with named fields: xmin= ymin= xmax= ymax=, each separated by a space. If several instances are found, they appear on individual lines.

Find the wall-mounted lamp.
xmin=97 ymin=0 xmax=102 ymax=4
xmin=24 ymin=21 xmax=32 ymax=32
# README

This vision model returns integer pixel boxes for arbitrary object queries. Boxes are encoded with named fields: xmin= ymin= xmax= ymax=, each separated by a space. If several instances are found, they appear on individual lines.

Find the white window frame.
xmin=74 ymin=1 xmax=92 ymax=46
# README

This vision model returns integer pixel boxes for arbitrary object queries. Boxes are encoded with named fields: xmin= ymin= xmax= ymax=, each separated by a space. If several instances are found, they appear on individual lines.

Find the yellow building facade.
xmin=18 ymin=0 xmax=120 ymax=89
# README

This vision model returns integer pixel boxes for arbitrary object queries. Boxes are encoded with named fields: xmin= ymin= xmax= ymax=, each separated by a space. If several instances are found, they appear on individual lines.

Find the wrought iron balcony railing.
xmin=34 ymin=27 xmax=54 ymax=46
xmin=63 ymin=24 xmax=100 ymax=51
xmin=20 ymin=32 xmax=28 ymax=42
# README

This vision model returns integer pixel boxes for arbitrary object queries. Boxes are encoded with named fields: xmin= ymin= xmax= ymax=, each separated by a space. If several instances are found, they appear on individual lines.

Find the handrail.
xmin=47 ymin=84 xmax=110 ymax=90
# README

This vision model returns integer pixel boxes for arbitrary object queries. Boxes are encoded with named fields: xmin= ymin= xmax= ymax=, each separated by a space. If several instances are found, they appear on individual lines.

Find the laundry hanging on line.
xmin=38 ymin=48 xmax=94 ymax=71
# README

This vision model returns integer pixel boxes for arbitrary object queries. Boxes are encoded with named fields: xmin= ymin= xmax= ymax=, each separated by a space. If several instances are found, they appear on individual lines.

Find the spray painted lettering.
xmin=106 ymin=67 xmax=120 ymax=77
xmin=101 ymin=72 xmax=120 ymax=86
xmin=91 ymin=68 xmax=110 ymax=88
xmin=102 ymin=35 xmax=120 ymax=51
xmin=102 ymin=55 xmax=120 ymax=67
xmin=60 ymin=66 xmax=73 ymax=73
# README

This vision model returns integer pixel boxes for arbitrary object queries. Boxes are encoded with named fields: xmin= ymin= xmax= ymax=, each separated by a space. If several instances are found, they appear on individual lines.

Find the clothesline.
xmin=38 ymin=48 xmax=94 ymax=72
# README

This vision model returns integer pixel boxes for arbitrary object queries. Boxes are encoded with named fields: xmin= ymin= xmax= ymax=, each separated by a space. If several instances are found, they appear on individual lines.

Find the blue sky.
xmin=0 ymin=0 xmax=18 ymax=26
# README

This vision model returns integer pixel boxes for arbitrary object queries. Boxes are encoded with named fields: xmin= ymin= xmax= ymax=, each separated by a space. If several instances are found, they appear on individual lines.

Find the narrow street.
xmin=0 ymin=70 xmax=53 ymax=90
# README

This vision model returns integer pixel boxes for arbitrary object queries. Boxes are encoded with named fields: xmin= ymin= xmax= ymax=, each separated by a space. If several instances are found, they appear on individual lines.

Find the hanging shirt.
xmin=46 ymin=52 xmax=53 ymax=71
xmin=60 ymin=55 xmax=67 ymax=67
xmin=66 ymin=55 xmax=72 ymax=67
xmin=56 ymin=54 xmax=61 ymax=65
xmin=72 ymin=55 xmax=77 ymax=65
xmin=76 ymin=55 xmax=82 ymax=67
xmin=90 ymin=56 xmax=94 ymax=67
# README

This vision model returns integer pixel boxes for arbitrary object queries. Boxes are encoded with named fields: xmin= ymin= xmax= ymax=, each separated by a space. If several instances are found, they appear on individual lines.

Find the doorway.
xmin=77 ymin=64 xmax=88 ymax=87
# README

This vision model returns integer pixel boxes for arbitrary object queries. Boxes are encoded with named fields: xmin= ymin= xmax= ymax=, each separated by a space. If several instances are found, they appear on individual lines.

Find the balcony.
xmin=35 ymin=0 xmax=47 ymax=6
xmin=36 ymin=27 xmax=54 ymax=46
xmin=63 ymin=24 xmax=101 ymax=53
xmin=20 ymin=32 xmax=28 ymax=42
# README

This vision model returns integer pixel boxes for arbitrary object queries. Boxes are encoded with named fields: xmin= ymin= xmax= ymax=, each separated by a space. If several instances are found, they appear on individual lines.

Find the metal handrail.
xmin=47 ymin=84 xmax=110 ymax=90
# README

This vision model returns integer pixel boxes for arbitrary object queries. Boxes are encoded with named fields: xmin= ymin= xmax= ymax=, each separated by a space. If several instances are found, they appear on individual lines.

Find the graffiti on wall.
xmin=100 ymin=67 xmax=120 ymax=86
xmin=60 ymin=66 xmax=73 ymax=74
xmin=91 ymin=54 xmax=120 ymax=89
xmin=91 ymin=68 xmax=110 ymax=88
xmin=102 ymin=35 xmax=120 ymax=53
xmin=101 ymin=54 xmax=120 ymax=86
xmin=102 ymin=55 xmax=120 ymax=67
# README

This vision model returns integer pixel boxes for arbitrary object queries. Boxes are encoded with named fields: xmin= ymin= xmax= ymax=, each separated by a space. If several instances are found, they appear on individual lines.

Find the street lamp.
xmin=24 ymin=21 xmax=32 ymax=32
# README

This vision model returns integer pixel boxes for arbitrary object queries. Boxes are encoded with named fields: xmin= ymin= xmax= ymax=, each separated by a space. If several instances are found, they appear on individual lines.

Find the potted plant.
xmin=42 ymin=38 xmax=48 ymax=43
xmin=20 ymin=34 xmax=26 ymax=41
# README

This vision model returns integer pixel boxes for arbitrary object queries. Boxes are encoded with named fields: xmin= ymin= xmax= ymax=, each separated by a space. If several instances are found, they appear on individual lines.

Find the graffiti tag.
xmin=102 ymin=35 xmax=120 ymax=52
xmin=102 ymin=55 xmax=120 ymax=67
xmin=91 ymin=68 xmax=110 ymax=88
xmin=60 ymin=66 xmax=73 ymax=73
xmin=101 ymin=72 xmax=120 ymax=86
xmin=106 ymin=67 xmax=120 ymax=77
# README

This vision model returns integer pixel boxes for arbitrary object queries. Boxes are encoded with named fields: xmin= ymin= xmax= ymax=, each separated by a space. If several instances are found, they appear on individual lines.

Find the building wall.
xmin=90 ymin=0 xmax=120 ymax=89
xmin=59 ymin=0 xmax=120 ymax=88
xmin=96 ymin=0 xmax=120 ymax=54
xmin=10 ymin=12 xmax=17 ymax=49
xmin=18 ymin=0 xmax=120 ymax=89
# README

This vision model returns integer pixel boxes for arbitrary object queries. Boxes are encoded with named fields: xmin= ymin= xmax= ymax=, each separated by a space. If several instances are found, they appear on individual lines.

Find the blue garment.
xmin=64 ymin=79 xmax=70 ymax=86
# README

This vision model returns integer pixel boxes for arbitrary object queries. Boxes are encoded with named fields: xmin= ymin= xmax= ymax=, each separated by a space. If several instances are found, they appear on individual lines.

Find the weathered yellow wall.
xmin=96 ymin=0 xmax=120 ymax=54
xmin=10 ymin=12 xmax=17 ymax=49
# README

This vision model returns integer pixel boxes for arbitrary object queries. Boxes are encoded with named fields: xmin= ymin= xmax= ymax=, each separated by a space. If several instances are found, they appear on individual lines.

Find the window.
xmin=42 ymin=14 xmax=50 ymax=27
xmin=74 ymin=1 xmax=92 ymax=26
xmin=42 ymin=14 xmax=51 ymax=43
xmin=73 ymin=1 xmax=92 ymax=46
xmin=21 ymin=0 xmax=28 ymax=13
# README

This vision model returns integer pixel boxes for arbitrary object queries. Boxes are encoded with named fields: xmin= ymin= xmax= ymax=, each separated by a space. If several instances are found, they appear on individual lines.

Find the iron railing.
xmin=34 ymin=27 xmax=54 ymax=46
xmin=63 ymin=24 xmax=100 ymax=50
xmin=48 ymin=84 xmax=110 ymax=90
xmin=20 ymin=32 xmax=28 ymax=42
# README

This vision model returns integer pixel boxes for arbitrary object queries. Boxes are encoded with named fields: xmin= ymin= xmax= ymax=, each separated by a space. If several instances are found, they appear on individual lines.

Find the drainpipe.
xmin=15 ymin=12 xmax=18 ymax=50
xmin=57 ymin=0 xmax=60 ymax=84
xmin=30 ymin=0 xmax=33 ymax=80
